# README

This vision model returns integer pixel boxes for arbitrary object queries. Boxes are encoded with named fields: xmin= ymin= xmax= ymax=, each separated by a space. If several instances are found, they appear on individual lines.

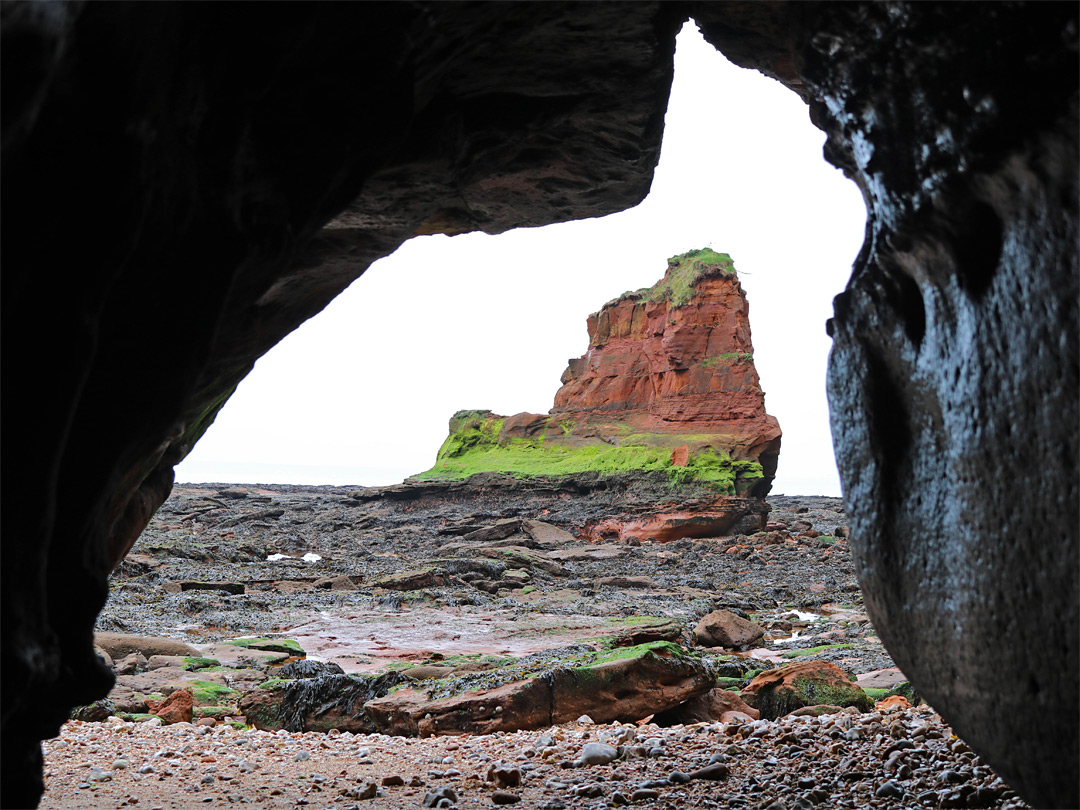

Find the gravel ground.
xmin=40 ymin=705 xmax=1028 ymax=810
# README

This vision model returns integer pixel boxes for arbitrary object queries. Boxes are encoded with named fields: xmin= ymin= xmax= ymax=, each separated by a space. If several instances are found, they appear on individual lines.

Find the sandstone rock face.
xmin=740 ymin=660 xmax=873 ymax=720
xmin=421 ymin=250 xmax=781 ymax=502
xmin=2 ymin=2 xmax=1076 ymax=807
xmin=551 ymin=250 xmax=781 ymax=492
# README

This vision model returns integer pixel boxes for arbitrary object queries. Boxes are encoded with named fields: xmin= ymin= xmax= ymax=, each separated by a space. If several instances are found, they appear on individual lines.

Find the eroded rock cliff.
xmin=420 ymin=249 xmax=781 ymax=507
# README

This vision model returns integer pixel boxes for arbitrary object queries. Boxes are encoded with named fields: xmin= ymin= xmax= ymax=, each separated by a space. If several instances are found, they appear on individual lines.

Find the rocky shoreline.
xmin=32 ymin=480 xmax=1031 ymax=808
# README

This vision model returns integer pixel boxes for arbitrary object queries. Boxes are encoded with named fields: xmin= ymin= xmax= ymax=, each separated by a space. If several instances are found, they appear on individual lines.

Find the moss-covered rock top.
xmin=647 ymin=248 xmax=736 ymax=308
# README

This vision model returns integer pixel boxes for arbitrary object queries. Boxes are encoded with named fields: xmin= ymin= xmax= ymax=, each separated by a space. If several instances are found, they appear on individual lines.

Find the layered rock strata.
xmin=421 ymin=249 xmax=782 ymax=519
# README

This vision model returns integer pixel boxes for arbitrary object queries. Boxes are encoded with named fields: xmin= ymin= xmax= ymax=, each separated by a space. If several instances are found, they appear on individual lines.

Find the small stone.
xmin=200 ymin=775 xmax=215 ymax=785
xmin=381 ymin=775 xmax=405 ymax=786
xmin=875 ymin=780 xmax=904 ymax=799
xmin=491 ymin=791 xmax=521 ymax=805
xmin=491 ymin=766 xmax=521 ymax=788
xmin=112 ymin=759 xmax=130 ymax=770
xmin=630 ymin=789 xmax=661 ymax=801
xmin=354 ymin=781 xmax=378 ymax=799
xmin=667 ymin=771 xmax=690 ymax=784
xmin=137 ymin=765 xmax=155 ymax=775
xmin=576 ymin=715 xmax=594 ymax=725
xmin=687 ymin=762 xmax=729 ymax=781
xmin=293 ymin=750 xmax=310 ymax=762
xmin=423 ymin=787 xmax=458 ymax=808
xmin=578 ymin=743 xmax=618 ymax=766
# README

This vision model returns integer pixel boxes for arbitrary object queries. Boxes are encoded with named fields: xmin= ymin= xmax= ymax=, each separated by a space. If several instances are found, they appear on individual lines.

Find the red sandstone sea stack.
xmin=421 ymin=249 xmax=781 ymax=501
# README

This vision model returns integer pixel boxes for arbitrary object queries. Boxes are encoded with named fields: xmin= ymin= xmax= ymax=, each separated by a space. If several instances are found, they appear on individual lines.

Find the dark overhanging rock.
xmin=804 ymin=6 xmax=1077 ymax=808
xmin=1 ymin=2 xmax=1075 ymax=808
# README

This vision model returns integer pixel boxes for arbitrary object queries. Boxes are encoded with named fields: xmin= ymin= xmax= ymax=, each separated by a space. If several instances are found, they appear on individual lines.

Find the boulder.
xmin=93 ymin=645 xmax=113 ymax=669
xmin=652 ymin=688 xmax=760 ymax=726
xmin=145 ymin=689 xmax=194 ymax=724
xmin=114 ymin=651 xmax=149 ymax=675
xmin=312 ymin=575 xmax=358 ymax=591
xmin=366 ymin=678 xmax=553 ymax=737
xmin=693 ymin=610 xmax=765 ymax=649
xmin=740 ymin=661 xmax=873 ymax=719
xmin=473 ymin=546 xmax=566 ymax=576
xmin=462 ymin=521 xmax=522 ymax=543
xmin=106 ymin=686 xmax=147 ymax=715
xmin=547 ymin=545 xmax=627 ymax=562
xmin=548 ymin=642 xmax=713 ymax=726
xmin=240 ymin=672 xmax=405 ymax=733
xmin=521 ymin=520 xmax=576 ymax=547
xmin=70 ymin=699 xmax=117 ymax=722
xmin=370 ymin=567 xmax=454 ymax=590
xmin=362 ymin=642 xmax=712 ymax=737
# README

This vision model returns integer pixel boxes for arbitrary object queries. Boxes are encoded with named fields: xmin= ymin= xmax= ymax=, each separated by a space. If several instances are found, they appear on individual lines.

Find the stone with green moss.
xmin=187 ymin=680 xmax=240 ymax=706
xmin=741 ymin=660 xmax=873 ymax=719
xmin=222 ymin=637 xmax=305 ymax=656
xmin=182 ymin=656 xmax=220 ymax=671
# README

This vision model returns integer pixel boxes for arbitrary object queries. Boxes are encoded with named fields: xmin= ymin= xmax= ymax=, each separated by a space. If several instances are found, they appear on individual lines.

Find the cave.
xmin=2 ymin=3 xmax=1076 ymax=808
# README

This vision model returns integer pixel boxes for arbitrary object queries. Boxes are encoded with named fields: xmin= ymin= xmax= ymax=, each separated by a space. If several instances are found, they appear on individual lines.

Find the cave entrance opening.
xmin=174 ymin=22 xmax=866 ymax=497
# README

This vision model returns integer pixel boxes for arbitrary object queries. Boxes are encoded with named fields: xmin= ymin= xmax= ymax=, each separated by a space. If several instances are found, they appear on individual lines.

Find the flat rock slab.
xmin=548 ymin=545 xmax=628 ymax=561
xmin=195 ymin=643 xmax=291 ymax=669
xmin=856 ymin=668 xmax=907 ymax=690
xmin=95 ymin=633 xmax=200 ymax=659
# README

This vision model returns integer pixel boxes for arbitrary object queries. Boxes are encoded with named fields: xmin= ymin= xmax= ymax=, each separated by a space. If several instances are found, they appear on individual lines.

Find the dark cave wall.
xmin=2 ymin=2 xmax=1077 ymax=808
xmin=803 ymin=6 xmax=1078 ymax=807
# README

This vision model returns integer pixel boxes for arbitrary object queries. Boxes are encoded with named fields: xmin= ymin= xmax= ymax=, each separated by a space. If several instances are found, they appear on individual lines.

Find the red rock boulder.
xmin=145 ymin=688 xmax=194 ymax=724
xmin=740 ymin=661 xmax=872 ymax=719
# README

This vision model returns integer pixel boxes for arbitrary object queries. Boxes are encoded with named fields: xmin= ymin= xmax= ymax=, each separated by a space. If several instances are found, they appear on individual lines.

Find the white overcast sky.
xmin=176 ymin=24 xmax=866 ymax=496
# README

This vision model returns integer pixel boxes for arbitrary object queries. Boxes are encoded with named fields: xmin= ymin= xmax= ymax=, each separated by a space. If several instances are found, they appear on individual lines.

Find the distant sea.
xmin=175 ymin=461 xmax=842 ymax=497
xmin=173 ymin=461 xmax=417 ymax=488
